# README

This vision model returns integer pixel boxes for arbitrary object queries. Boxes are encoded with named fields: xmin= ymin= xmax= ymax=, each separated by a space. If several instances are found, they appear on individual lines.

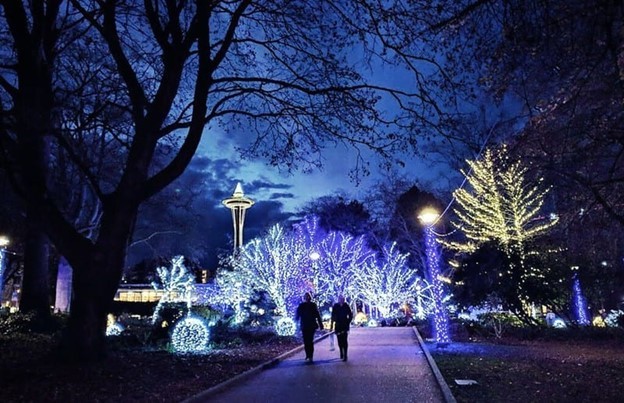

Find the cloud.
xmin=269 ymin=192 xmax=295 ymax=200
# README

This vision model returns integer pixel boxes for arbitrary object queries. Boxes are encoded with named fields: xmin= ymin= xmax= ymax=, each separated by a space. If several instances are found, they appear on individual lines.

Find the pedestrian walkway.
xmin=187 ymin=327 xmax=445 ymax=403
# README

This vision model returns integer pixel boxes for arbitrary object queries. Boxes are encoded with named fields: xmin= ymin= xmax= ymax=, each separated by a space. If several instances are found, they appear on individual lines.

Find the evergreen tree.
xmin=449 ymin=147 xmax=558 ymax=318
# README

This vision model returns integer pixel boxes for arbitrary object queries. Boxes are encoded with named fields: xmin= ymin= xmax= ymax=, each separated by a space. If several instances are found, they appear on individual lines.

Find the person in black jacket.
xmin=331 ymin=295 xmax=353 ymax=361
xmin=295 ymin=292 xmax=324 ymax=363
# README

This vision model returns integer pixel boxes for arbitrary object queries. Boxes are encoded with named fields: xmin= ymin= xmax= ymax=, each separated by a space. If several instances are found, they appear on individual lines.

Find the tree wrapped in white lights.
xmin=412 ymin=277 xmax=434 ymax=320
xmin=353 ymin=243 xmax=416 ymax=318
xmin=315 ymin=231 xmax=376 ymax=305
xmin=212 ymin=265 xmax=254 ymax=323
xmin=450 ymin=147 xmax=558 ymax=314
xmin=151 ymin=256 xmax=195 ymax=324
xmin=232 ymin=224 xmax=311 ymax=317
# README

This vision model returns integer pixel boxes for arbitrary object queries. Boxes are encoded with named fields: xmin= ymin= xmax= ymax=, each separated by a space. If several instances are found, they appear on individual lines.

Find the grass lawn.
xmin=428 ymin=335 xmax=624 ymax=402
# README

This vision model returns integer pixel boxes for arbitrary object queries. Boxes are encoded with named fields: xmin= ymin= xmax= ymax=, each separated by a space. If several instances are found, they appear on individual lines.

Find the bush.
xmin=477 ymin=312 xmax=523 ymax=339
xmin=0 ymin=312 xmax=66 ymax=336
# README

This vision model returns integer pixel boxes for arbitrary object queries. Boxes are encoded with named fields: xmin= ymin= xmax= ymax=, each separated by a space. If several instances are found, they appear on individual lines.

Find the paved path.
xmin=189 ymin=327 xmax=444 ymax=403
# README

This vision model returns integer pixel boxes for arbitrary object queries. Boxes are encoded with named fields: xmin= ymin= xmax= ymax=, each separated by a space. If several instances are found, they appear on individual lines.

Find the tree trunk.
xmin=61 ymin=207 xmax=133 ymax=361
xmin=62 ymin=252 xmax=124 ymax=361
xmin=19 ymin=220 xmax=51 ymax=320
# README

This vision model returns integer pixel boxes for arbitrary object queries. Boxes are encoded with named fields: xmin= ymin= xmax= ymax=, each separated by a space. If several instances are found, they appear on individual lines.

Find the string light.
xmin=275 ymin=317 xmax=296 ymax=336
xmin=424 ymin=225 xmax=451 ymax=344
xmin=171 ymin=316 xmax=210 ymax=353
xmin=572 ymin=273 xmax=590 ymax=325
xmin=353 ymin=242 xmax=416 ymax=318
xmin=151 ymin=256 xmax=195 ymax=324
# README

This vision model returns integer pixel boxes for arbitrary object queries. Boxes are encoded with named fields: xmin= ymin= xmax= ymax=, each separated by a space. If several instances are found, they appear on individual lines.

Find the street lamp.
xmin=418 ymin=208 xmax=451 ymax=345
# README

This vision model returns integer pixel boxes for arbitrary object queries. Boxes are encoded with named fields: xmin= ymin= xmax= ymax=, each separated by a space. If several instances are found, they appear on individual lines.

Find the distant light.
xmin=309 ymin=251 xmax=320 ymax=261
xmin=106 ymin=322 xmax=124 ymax=336
xmin=553 ymin=318 xmax=567 ymax=328
xmin=0 ymin=236 xmax=9 ymax=248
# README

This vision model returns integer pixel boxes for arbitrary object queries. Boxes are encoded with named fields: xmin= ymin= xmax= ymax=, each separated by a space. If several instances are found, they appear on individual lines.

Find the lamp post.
xmin=418 ymin=208 xmax=451 ymax=345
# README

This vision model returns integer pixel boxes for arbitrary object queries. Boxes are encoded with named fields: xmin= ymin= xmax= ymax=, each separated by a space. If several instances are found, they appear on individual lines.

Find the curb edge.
xmin=182 ymin=332 xmax=332 ymax=402
xmin=412 ymin=326 xmax=458 ymax=403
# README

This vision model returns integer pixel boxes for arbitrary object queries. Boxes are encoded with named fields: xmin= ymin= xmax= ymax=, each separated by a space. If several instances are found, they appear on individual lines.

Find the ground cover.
xmin=2 ymin=321 xmax=623 ymax=403
xmin=427 ymin=331 xmax=624 ymax=403
xmin=0 ymin=331 xmax=301 ymax=402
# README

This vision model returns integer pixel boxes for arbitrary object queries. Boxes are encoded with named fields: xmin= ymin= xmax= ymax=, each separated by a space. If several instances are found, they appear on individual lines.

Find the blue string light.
xmin=572 ymin=274 xmax=590 ymax=326
xmin=275 ymin=317 xmax=296 ymax=336
xmin=424 ymin=226 xmax=451 ymax=344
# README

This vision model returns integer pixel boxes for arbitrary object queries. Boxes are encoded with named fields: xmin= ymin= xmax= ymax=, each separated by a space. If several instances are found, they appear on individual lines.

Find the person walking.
xmin=331 ymin=295 xmax=353 ymax=361
xmin=295 ymin=292 xmax=324 ymax=363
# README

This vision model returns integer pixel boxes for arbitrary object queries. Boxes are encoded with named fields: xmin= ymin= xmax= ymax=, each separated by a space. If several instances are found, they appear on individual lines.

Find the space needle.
xmin=222 ymin=183 xmax=254 ymax=250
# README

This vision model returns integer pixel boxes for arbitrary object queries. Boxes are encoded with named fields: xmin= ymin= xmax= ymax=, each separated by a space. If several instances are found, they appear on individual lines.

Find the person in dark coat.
xmin=331 ymin=294 xmax=353 ymax=361
xmin=295 ymin=292 xmax=324 ymax=362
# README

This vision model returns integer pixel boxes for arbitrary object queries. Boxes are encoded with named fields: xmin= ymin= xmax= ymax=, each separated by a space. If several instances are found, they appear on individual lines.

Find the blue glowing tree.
xmin=572 ymin=272 xmax=590 ymax=326
xmin=423 ymin=225 xmax=451 ymax=343
xmin=212 ymin=265 xmax=255 ymax=323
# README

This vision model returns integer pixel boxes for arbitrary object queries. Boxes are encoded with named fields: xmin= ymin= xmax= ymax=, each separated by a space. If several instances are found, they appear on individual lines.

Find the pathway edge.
xmin=412 ymin=326 xmax=458 ymax=403
xmin=182 ymin=332 xmax=332 ymax=402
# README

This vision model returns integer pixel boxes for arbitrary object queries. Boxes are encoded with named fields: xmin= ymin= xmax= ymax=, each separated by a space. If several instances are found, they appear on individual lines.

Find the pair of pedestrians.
xmin=295 ymin=292 xmax=353 ymax=362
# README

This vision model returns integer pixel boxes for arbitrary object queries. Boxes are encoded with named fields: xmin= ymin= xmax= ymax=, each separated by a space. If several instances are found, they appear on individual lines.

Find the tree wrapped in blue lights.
xmin=423 ymin=224 xmax=451 ymax=344
xmin=212 ymin=266 xmax=254 ymax=324
xmin=354 ymin=242 xmax=416 ymax=318
xmin=572 ymin=271 xmax=590 ymax=326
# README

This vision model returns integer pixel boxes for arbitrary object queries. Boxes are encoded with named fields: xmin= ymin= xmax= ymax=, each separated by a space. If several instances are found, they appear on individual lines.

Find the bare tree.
xmin=0 ymin=1 xmax=457 ymax=360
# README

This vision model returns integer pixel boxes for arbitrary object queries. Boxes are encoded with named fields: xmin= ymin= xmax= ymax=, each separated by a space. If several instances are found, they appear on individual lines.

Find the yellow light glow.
xmin=418 ymin=208 xmax=440 ymax=225
xmin=0 ymin=236 xmax=9 ymax=248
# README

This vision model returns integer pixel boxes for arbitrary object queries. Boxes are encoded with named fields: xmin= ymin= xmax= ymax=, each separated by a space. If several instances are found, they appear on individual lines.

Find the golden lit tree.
xmin=449 ymin=147 xmax=558 ymax=317
xmin=450 ymin=147 xmax=557 ymax=255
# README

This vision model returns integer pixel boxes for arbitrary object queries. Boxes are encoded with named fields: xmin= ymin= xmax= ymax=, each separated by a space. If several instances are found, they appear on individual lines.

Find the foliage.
xmin=449 ymin=148 xmax=559 ymax=318
xmin=353 ymin=243 xmax=417 ymax=318
xmin=605 ymin=310 xmax=624 ymax=328
xmin=0 ymin=312 xmax=66 ymax=336
xmin=476 ymin=312 xmax=524 ymax=339
xmin=0 ymin=0 xmax=460 ymax=359
xmin=151 ymin=256 xmax=195 ymax=324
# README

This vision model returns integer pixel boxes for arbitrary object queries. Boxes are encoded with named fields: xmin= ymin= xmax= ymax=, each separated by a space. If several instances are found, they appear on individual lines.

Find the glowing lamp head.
xmin=0 ymin=236 xmax=9 ymax=248
xmin=309 ymin=251 xmax=320 ymax=261
xmin=418 ymin=208 xmax=440 ymax=225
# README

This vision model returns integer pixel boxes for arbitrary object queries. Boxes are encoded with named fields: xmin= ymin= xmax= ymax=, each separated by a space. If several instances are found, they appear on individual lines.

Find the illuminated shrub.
xmin=353 ymin=312 xmax=368 ymax=326
xmin=171 ymin=316 xmax=210 ymax=353
xmin=275 ymin=317 xmax=296 ymax=336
